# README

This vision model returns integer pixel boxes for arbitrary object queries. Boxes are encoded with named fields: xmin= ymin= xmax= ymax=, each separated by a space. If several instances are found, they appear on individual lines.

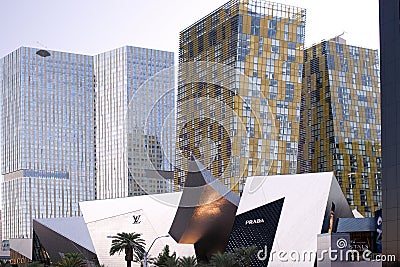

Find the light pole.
xmin=143 ymin=234 xmax=169 ymax=267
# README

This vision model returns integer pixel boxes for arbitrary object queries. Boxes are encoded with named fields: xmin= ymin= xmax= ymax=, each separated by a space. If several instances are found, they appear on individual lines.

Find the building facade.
xmin=0 ymin=47 xmax=95 ymax=239
xmin=176 ymin=0 xmax=306 ymax=193
xmin=94 ymin=46 xmax=175 ymax=198
xmin=299 ymin=38 xmax=381 ymax=216
xmin=379 ymin=0 xmax=400 ymax=263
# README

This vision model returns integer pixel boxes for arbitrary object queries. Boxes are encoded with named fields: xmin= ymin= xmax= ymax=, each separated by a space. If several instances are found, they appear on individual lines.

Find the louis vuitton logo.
xmin=132 ymin=215 xmax=142 ymax=224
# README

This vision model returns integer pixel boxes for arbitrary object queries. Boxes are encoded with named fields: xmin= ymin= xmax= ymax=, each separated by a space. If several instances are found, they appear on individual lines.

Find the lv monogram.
xmin=132 ymin=215 xmax=142 ymax=224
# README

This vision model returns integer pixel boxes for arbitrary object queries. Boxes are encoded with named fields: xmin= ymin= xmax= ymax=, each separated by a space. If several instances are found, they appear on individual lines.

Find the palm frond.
xmin=109 ymin=232 xmax=146 ymax=263
xmin=178 ymin=255 xmax=197 ymax=267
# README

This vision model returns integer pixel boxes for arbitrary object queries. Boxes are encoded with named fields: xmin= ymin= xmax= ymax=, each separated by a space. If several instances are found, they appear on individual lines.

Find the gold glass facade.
xmin=299 ymin=39 xmax=382 ymax=216
xmin=176 ymin=0 xmax=306 ymax=193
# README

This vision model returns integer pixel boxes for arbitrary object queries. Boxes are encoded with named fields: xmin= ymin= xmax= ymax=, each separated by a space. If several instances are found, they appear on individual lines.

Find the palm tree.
xmin=163 ymin=257 xmax=179 ymax=267
xmin=155 ymin=245 xmax=178 ymax=267
xmin=208 ymin=253 xmax=238 ymax=267
xmin=109 ymin=232 xmax=146 ymax=267
xmin=132 ymin=251 xmax=156 ymax=267
xmin=233 ymin=246 xmax=258 ymax=267
xmin=57 ymin=253 xmax=85 ymax=267
xmin=178 ymin=256 xmax=197 ymax=267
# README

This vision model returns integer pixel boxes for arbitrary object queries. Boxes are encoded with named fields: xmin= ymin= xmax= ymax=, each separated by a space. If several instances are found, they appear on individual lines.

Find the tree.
xmin=109 ymin=232 xmax=146 ymax=267
xmin=178 ymin=256 xmax=197 ymax=267
xmin=208 ymin=253 xmax=238 ymax=267
xmin=0 ymin=260 xmax=10 ymax=267
xmin=233 ymin=246 xmax=258 ymax=267
xmin=163 ymin=257 xmax=179 ymax=267
xmin=132 ymin=250 xmax=156 ymax=267
xmin=155 ymin=245 xmax=178 ymax=267
xmin=57 ymin=253 xmax=85 ymax=267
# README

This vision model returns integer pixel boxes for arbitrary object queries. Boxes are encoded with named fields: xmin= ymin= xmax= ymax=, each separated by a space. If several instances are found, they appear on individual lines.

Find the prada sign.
xmin=245 ymin=219 xmax=265 ymax=225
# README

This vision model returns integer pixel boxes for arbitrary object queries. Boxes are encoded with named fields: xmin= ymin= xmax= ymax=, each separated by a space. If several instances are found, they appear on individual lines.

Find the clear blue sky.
xmin=0 ymin=0 xmax=379 ymax=58
xmin=0 ymin=0 xmax=380 ymax=204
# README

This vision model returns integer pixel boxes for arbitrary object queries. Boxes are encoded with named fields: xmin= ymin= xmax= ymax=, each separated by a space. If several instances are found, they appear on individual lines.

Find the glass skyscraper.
xmin=0 ymin=47 xmax=95 ymax=239
xmin=176 ymin=0 xmax=306 ymax=193
xmin=299 ymin=38 xmax=381 ymax=216
xmin=94 ymin=46 xmax=175 ymax=198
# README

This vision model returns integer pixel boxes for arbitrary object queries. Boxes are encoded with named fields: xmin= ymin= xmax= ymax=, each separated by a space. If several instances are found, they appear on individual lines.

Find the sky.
xmin=0 ymin=0 xmax=379 ymax=59
xmin=0 ymin=0 xmax=380 ymax=207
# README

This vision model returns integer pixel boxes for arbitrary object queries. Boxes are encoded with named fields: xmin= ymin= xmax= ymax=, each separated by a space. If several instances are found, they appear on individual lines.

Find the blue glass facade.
xmin=0 ymin=47 xmax=95 ymax=239
xmin=94 ymin=46 xmax=175 ymax=198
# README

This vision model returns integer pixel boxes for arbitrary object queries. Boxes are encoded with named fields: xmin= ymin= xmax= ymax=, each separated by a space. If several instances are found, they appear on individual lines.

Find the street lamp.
xmin=143 ymin=234 xmax=169 ymax=267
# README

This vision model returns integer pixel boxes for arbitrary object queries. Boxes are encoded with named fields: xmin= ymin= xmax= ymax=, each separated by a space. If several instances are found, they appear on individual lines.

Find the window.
xmin=282 ymin=62 xmax=291 ymax=81
xmin=251 ymin=16 xmax=260 ymax=36
xmin=271 ymin=39 xmax=280 ymax=56
xmin=208 ymin=30 xmax=217 ymax=46
xmin=341 ymin=58 xmax=348 ymax=72
xmin=336 ymin=43 xmax=343 ymax=55
xmin=198 ymin=35 xmax=204 ymax=53
xmin=183 ymin=30 xmax=191 ymax=44
xmin=296 ymin=25 xmax=304 ymax=43
xmin=285 ymin=82 xmax=294 ymax=101
xmin=268 ymin=20 xmax=277 ymax=38
xmin=284 ymin=24 xmax=289 ymax=41
xmin=265 ymin=58 xmax=274 ymax=79
xmin=211 ymin=13 xmax=219 ymax=28
xmin=288 ymin=43 xmax=296 ymax=62
xmin=188 ymin=42 xmax=194 ymax=58
xmin=269 ymin=79 xmax=278 ymax=100
xmin=365 ymin=107 xmax=375 ymax=123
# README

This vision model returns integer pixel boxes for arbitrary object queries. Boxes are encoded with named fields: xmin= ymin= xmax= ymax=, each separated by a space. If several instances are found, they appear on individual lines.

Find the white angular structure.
xmin=79 ymin=192 xmax=194 ymax=267
xmin=33 ymin=217 xmax=96 ymax=263
xmin=30 ymin=172 xmax=354 ymax=266
xmin=227 ymin=172 xmax=353 ymax=266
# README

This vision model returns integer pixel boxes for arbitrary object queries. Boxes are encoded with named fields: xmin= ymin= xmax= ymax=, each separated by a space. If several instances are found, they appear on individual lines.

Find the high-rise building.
xmin=299 ymin=38 xmax=381 ymax=216
xmin=94 ymin=46 xmax=175 ymax=198
xmin=0 ymin=47 xmax=95 ymax=239
xmin=176 ymin=0 xmax=306 ymax=192
xmin=380 ymin=0 xmax=400 ymax=263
